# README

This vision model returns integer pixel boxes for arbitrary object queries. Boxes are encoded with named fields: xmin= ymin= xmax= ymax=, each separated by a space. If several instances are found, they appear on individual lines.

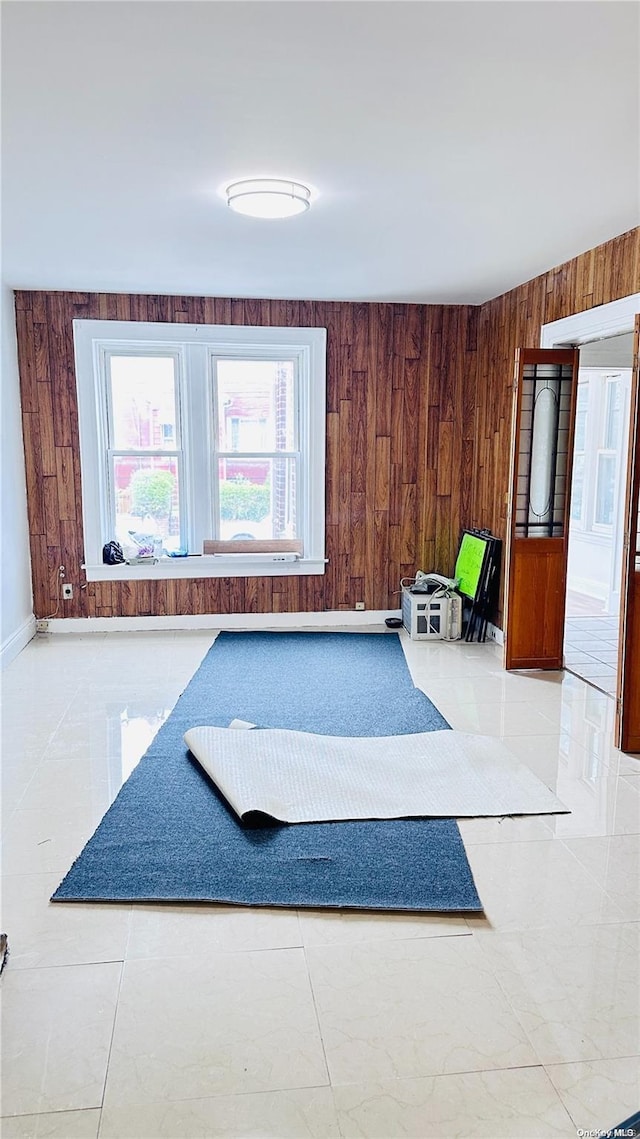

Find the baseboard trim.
xmin=41 ymin=610 xmax=403 ymax=634
xmin=486 ymin=621 xmax=504 ymax=646
xmin=565 ymin=575 xmax=607 ymax=603
xmin=1 ymin=614 xmax=36 ymax=667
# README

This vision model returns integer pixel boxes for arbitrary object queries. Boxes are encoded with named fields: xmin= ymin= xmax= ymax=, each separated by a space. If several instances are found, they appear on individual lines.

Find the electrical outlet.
xmin=62 ymin=583 xmax=73 ymax=600
xmin=355 ymin=601 xmax=365 ymax=611
xmin=36 ymin=619 xmax=49 ymax=633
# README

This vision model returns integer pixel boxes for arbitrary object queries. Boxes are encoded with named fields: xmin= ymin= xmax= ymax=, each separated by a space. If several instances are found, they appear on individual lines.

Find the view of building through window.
xmin=215 ymin=359 xmax=297 ymax=542
xmin=108 ymin=355 xmax=182 ymax=553
xmin=569 ymin=372 xmax=626 ymax=533
xmin=107 ymin=354 xmax=298 ymax=551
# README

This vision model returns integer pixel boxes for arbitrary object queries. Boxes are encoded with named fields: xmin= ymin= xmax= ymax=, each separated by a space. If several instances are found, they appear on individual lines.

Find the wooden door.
xmin=616 ymin=315 xmax=640 ymax=753
xmin=504 ymin=347 xmax=580 ymax=669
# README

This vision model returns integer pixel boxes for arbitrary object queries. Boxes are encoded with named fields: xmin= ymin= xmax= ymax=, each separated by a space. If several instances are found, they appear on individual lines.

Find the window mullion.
xmin=216 ymin=451 xmax=300 ymax=461
xmin=184 ymin=342 xmax=211 ymax=552
xmin=108 ymin=449 xmax=182 ymax=459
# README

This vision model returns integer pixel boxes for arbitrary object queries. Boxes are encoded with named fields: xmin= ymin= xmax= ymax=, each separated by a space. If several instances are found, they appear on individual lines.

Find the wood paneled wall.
xmin=15 ymin=291 xmax=478 ymax=618
xmin=16 ymin=228 xmax=638 ymax=623
xmin=471 ymin=227 xmax=640 ymax=620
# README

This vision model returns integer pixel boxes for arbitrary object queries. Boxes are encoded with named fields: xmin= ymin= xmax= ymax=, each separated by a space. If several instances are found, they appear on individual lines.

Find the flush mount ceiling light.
xmin=226 ymin=178 xmax=311 ymax=219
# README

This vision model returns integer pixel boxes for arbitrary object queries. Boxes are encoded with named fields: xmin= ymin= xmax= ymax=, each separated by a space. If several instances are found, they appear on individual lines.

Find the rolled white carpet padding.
xmin=184 ymin=726 xmax=568 ymax=824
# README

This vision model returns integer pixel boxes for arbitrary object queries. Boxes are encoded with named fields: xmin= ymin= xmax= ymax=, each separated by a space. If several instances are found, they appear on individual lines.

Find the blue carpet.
xmin=605 ymin=1113 xmax=640 ymax=1139
xmin=606 ymin=1112 xmax=640 ymax=1138
xmin=52 ymin=632 xmax=482 ymax=911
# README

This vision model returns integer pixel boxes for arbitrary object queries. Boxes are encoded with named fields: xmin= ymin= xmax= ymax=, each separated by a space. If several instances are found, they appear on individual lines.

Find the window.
xmin=570 ymin=382 xmax=589 ymax=523
xmin=215 ymin=360 xmax=296 ymax=543
xmin=73 ymin=320 xmax=327 ymax=580
xmin=107 ymin=353 xmax=183 ymax=554
xmin=594 ymin=376 xmax=621 ymax=529
xmin=568 ymin=368 xmax=630 ymax=543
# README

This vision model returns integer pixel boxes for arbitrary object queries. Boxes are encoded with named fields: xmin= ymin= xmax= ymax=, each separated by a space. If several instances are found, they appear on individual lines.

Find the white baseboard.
xmin=486 ymin=621 xmax=504 ymax=646
xmin=566 ymin=575 xmax=607 ymax=602
xmin=1 ymin=614 xmax=36 ymax=667
xmin=36 ymin=610 xmax=504 ymax=643
xmin=40 ymin=610 xmax=403 ymax=634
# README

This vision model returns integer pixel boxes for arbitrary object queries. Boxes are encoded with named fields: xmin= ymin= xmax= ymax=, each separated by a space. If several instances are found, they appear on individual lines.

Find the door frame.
xmin=541 ymin=297 xmax=639 ymax=613
xmin=541 ymin=294 xmax=640 ymax=352
xmin=540 ymin=293 xmax=640 ymax=747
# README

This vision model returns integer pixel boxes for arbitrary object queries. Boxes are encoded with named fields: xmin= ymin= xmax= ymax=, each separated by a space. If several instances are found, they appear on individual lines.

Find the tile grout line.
xmin=300 ymin=937 xmax=335 ymax=1095
xmin=555 ymin=836 xmax=634 ymax=919
xmin=97 ymin=958 xmax=126 ymax=1128
xmin=471 ymin=926 xmax=585 ymax=1073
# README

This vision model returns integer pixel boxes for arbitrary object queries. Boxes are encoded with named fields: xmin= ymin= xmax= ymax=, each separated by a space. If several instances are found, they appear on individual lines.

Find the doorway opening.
xmin=563 ymin=333 xmax=633 ymax=694
xmin=539 ymin=292 xmax=640 ymax=699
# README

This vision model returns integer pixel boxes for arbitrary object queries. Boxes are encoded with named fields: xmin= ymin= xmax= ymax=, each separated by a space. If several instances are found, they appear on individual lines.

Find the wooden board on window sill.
xmin=203 ymin=540 xmax=303 ymax=555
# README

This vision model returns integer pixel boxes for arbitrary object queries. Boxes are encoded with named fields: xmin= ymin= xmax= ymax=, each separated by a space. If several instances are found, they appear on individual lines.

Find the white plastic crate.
xmin=401 ymin=587 xmax=462 ymax=641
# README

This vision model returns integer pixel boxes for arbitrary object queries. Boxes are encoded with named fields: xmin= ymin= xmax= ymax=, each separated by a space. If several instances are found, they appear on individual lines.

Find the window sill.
xmin=83 ymin=555 xmax=327 ymax=581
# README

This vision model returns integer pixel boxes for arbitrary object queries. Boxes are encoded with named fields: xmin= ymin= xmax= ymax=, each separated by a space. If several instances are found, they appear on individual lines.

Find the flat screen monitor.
xmin=454 ymin=532 xmax=490 ymax=601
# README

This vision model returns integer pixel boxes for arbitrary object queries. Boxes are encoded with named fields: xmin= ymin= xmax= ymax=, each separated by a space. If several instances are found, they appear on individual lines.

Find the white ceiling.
xmin=2 ymin=1 xmax=638 ymax=304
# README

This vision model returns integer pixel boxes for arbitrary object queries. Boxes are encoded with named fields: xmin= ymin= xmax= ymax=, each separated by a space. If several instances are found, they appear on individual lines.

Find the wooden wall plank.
xmin=374 ymin=436 xmax=390 ymax=511
xmin=46 ymin=294 xmax=75 ymax=448
xmin=36 ymin=380 xmax=57 ymax=477
xmin=21 ymin=413 xmax=45 ymax=536
xmin=351 ymin=372 xmax=367 ymax=496
xmin=350 ymin=492 xmax=366 ymax=579
xmin=325 ymin=313 xmax=341 ymax=415
xmin=338 ymin=306 xmax=353 ymax=399
xmin=31 ymin=293 xmax=47 ymax=323
xmin=30 ymin=535 xmax=49 ymax=617
xmin=325 ymin=411 xmax=340 ymax=529
xmin=15 ymin=309 xmax=38 ymax=413
xmin=374 ymin=304 xmax=393 ymax=436
xmin=401 ymin=358 xmax=420 ymax=486
xmin=55 ymin=447 xmax=76 ymax=521
xmin=436 ymin=421 xmax=453 ymax=497
xmin=42 ymin=477 xmax=61 ymax=551
xmin=352 ymin=305 xmax=369 ymax=371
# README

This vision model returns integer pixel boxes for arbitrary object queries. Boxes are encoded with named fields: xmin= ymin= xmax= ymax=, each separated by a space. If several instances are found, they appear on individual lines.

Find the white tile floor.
xmin=1 ymin=629 xmax=639 ymax=1139
xmin=564 ymin=616 xmax=620 ymax=697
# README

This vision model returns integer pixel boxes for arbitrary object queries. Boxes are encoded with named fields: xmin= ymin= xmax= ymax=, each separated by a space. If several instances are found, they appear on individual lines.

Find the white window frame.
xmin=101 ymin=344 xmax=187 ymax=550
xmin=73 ymin=319 xmax=327 ymax=581
xmin=569 ymin=379 xmax=589 ymax=527
xmin=593 ymin=374 xmax=622 ymax=533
